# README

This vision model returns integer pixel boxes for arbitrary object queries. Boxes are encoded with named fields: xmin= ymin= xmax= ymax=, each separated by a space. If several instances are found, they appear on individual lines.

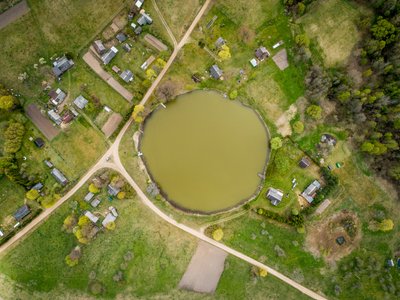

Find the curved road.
xmin=0 ymin=1 xmax=326 ymax=299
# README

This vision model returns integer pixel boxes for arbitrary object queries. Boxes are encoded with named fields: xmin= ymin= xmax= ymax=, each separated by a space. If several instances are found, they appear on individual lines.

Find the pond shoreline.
xmin=136 ymin=89 xmax=272 ymax=216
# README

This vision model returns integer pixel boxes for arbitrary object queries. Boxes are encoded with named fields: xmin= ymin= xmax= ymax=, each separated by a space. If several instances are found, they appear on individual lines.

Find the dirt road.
xmin=26 ymin=104 xmax=60 ymax=140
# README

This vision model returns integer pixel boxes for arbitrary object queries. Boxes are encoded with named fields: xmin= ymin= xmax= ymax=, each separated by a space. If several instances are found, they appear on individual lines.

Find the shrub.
xmin=117 ymin=191 xmax=126 ymax=200
xmin=379 ymin=219 xmax=394 ymax=232
xmin=88 ymin=183 xmax=99 ymax=194
xmin=229 ymin=89 xmax=238 ymax=100
xmin=212 ymin=228 xmax=224 ymax=241
xmin=259 ymin=268 xmax=268 ymax=277
xmin=63 ymin=214 xmax=77 ymax=232
xmin=292 ymin=121 xmax=304 ymax=134
xmin=306 ymin=105 xmax=322 ymax=120
xmin=26 ymin=189 xmax=39 ymax=200
xmin=105 ymin=221 xmax=116 ymax=231
xmin=270 ymin=137 xmax=283 ymax=150
xmin=78 ymin=215 xmax=90 ymax=226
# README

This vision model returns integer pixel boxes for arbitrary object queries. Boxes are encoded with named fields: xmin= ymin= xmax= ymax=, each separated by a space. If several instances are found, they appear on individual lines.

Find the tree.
xmin=63 ymin=214 xmax=77 ymax=232
xmin=156 ymin=81 xmax=178 ymax=102
xmin=305 ymin=65 xmax=331 ymax=101
xmin=306 ymin=105 xmax=322 ymax=120
xmin=297 ymin=2 xmax=306 ymax=15
xmin=212 ymin=228 xmax=224 ymax=241
xmin=0 ymin=95 xmax=15 ymax=110
xmin=3 ymin=121 xmax=25 ymax=153
xmin=65 ymin=246 xmax=82 ymax=267
xmin=132 ymin=104 xmax=145 ymax=123
xmin=88 ymin=183 xmax=99 ymax=194
xmin=270 ymin=137 xmax=283 ymax=150
xmin=229 ymin=89 xmax=238 ymax=100
xmin=292 ymin=121 xmax=304 ymax=134
xmin=78 ymin=215 xmax=90 ymax=226
xmin=379 ymin=219 xmax=394 ymax=231
xmin=26 ymin=189 xmax=39 ymax=200
xmin=258 ymin=268 xmax=268 ymax=277
xmin=371 ymin=17 xmax=397 ymax=44
xmin=145 ymin=68 xmax=157 ymax=80
xmin=117 ymin=191 xmax=126 ymax=200
xmin=295 ymin=34 xmax=310 ymax=47
xmin=105 ymin=221 xmax=116 ymax=230
xmin=388 ymin=165 xmax=400 ymax=181
xmin=218 ymin=45 xmax=231 ymax=60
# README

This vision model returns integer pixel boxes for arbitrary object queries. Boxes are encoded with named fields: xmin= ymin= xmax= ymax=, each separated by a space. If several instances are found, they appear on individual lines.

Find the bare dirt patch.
xmin=25 ymin=104 xmax=60 ymax=140
xmin=272 ymin=49 xmax=289 ymax=70
xmin=276 ymin=104 xmax=297 ymax=137
xmin=179 ymin=241 xmax=227 ymax=294
xmin=101 ymin=113 xmax=123 ymax=138
xmin=306 ymin=210 xmax=361 ymax=264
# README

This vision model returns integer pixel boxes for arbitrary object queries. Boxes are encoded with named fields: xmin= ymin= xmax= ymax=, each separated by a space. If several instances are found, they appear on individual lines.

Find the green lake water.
xmin=140 ymin=90 xmax=269 ymax=213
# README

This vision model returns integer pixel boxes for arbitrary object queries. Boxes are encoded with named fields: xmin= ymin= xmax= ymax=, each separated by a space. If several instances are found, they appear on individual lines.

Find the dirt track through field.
xmin=101 ymin=113 xmax=122 ymax=138
xmin=26 ymin=104 xmax=60 ymax=140
xmin=0 ymin=0 xmax=29 ymax=30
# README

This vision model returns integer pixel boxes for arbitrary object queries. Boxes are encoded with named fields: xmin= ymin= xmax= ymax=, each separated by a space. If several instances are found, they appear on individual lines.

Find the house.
xmin=249 ymin=58 xmax=258 ymax=67
xmin=301 ymin=180 xmax=321 ymax=203
xmin=120 ymin=70 xmax=134 ymax=83
xmin=44 ymin=160 xmax=53 ymax=168
xmin=266 ymin=188 xmax=283 ymax=206
xmin=14 ymin=205 xmax=31 ymax=221
xmin=74 ymin=95 xmax=89 ymax=109
xmin=107 ymin=184 xmax=120 ymax=196
xmin=91 ymin=198 xmax=101 ymax=208
xmin=137 ymin=12 xmax=153 ymax=26
xmin=31 ymin=182 xmax=44 ymax=191
xmin=62 ymin=112 xmax=73 ymax=124
xmin=34 ymin=137 xmax=45 ymax=148
xmin=299 ymin=157 xmax=311 ymax=168
xmin=102 ymin=213 xmax=116 ymax=227
xmin=215 ymin=37 xmax=225 ymax=48
xmin=134 ymin=26 xmax=142 ymax=35
xmin=135 ymin=0 xmax=143 ymax=9
xmin=122 ymin=43 xmax=132 ymax=52
xmin=255 ymin=46 xmax=270 ymax=61
xmin=47 ymin=110 xmax=62 ymax=125
xmin=51 ymin=168 xmax=68 ymax=186
xmin=84 ymin=192 xmax=94 ymax=202
xmin=140 ymin=55 xmax=155 ymax=70
xmin=84 ymin=211 xmax=99 ymax=223
xmin=109 ymin=206 xmax=118 ymax=217
xmin=93 ymin=40 xmax=106 ymax=55
xmin=101 ymin=46 xmax=118 ymax=65
xmin=70 ymin=107 xmax=79 ymax=117
xmin=210 ymin=64 xmax=223 ymax=79
xmin=52 ymin=56 xmax=74 ymax=77
xmin=48 ymin=88 xmax=67 ymax=105
xmin=116 ymin=33 xmax=127 ymax=43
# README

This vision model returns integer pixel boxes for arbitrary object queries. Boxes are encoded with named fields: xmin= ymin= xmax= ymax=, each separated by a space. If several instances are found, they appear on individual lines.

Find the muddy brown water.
xmin=140 ymin=90 xmax=269 ymax=213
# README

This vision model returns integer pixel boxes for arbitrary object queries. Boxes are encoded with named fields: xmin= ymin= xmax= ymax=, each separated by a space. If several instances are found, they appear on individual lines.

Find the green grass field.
xmin=0 ymin=177 xmax=26 ymax=223
xmin=299 ymin=0 xmax=370 ymax=66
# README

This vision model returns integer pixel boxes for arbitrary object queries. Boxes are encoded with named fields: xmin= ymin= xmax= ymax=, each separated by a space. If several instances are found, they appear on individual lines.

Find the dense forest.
xmin=286 ymin=0 xmax=400 ymax=191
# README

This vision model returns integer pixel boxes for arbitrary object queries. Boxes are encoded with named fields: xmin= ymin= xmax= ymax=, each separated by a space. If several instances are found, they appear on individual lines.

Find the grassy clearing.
xmin=0 ymin=177 xmax=26 ymax=222
xmin=299 ymin=0 xmax=369 ymax=66
xmin=156 ymin=0 xmax=202 ymax=40
xmin=0 ymin=0 xmax=129 ymax=98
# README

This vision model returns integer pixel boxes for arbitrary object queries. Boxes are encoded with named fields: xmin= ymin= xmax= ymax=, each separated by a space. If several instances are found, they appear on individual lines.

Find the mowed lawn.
xmin=0 ymin=178 xmax=26 ymax=222
xmin=0 ymin=0 xmax=128 ymax=98
xmin=299 ymin=0 xmax=370 ymax=66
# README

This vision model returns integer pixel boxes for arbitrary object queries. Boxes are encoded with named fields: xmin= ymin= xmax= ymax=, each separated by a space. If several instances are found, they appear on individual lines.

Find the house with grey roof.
xmin=122 ymin=43 xmax=132 ymax=52
xmin=134 ymin=26 xmax=142 ymax=35
xmin=299 ymin=157 xmax=311 ymax=168
xmin=101 ymin=46 xmax=118 ymax=65
xmin=51 ymin=168 xmax=68 ymax=186
xmin=137 ymin=12 xmax=152 ymax=26
xmin=102 ymin=212 xmax=117 ymax=227
xmin=14 ymin=205 xmax=31 ymax=221
xmin=301 ymin=180 xmax=321 ymax=203
xmin=48 ymin=88 xmax=67 ymax=106
xmin=210 ymin=64 xmax=223 ymax=79
xmin=135 ymin=0 xmax=143 ymax=9
xmin=91 ymin=198 xmax=101 ymax=208
xmin=84 ymin=211 xmax=99 ymax=223
xmin=93 ymin=40 xmax=106 ymax=55
xmin=255 ymin=46 xmax=270 ymax=61
xmin=120 ymin=70 xmax=134 ymax=83
xmin=116 ymin=33 xmax=127 ymax=43
xmin=215 ymin=37 xmax=225 ymax=48
xmin=107 ymin=184 xmax=120 ymax=196
xmin=84 ymin=192 xmax=94 ymax=202
xmin=47 ymin=110 xmax=62 ymax=125
xmin=266 ymin=188 xmax=283 ymax=206
xmin=52 ymin=56 xmax=74 ymax=77
xmin=31 ymin=182 xmax=44 ymax=191
xmin=73 ymin=95 xmax=89 ymax=109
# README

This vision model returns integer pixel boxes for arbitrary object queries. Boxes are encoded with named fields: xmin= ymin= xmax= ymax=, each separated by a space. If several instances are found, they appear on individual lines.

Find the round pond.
xmin=140 ymin=90 xmax=269 ymax=213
